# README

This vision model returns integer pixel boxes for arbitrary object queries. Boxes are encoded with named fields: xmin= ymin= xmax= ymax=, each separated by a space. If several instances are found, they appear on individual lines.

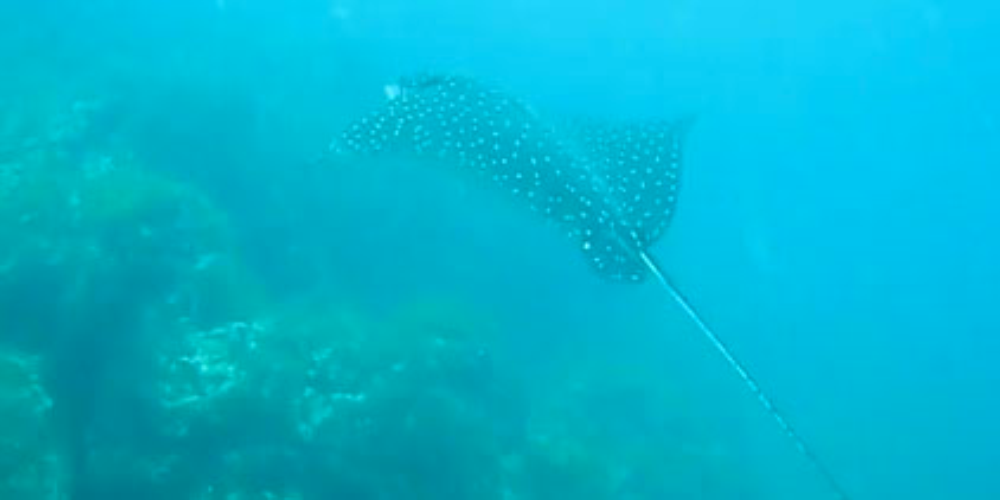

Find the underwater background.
xmin=1 ymin=0 xmax=997 ymax=499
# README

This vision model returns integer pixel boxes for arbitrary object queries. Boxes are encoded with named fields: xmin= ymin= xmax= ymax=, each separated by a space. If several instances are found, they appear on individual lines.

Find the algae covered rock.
xmin=0 ymin=348 xmax=66 ymax=499
xmin=190 ymin=445 xmax=305 ymax=500
xmin=0 ymin=135 xmax=270 ymax=498
xmin=148 ymin=298 xmax=515 ymax=499
xmin=0 ymin=150 xmax=264 ymax=352
xmin=156 ymin=319 xmax=275 ymax=441
xmin=504 ymin=355 xmax=759 ymax=500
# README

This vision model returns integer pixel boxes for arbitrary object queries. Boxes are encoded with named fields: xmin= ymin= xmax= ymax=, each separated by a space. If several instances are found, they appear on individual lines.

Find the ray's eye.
xmin=384 ymin=84 xmax=402 ymax=100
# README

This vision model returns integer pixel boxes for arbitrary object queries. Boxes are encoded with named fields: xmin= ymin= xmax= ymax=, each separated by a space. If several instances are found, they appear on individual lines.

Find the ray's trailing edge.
xmin=330 ymin=72 xmax=854 ymax=500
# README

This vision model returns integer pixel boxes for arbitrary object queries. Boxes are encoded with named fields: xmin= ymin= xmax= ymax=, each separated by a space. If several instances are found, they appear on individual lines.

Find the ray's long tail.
xmin=636 ymin=250 xmax=853 ymax=500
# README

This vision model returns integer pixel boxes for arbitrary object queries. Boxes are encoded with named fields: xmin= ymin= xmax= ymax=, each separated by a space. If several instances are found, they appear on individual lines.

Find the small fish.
xmin=332 ymin=73 xmax=854 ymax=500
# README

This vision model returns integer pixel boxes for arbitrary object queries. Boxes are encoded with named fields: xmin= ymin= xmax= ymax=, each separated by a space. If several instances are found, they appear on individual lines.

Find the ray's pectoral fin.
xmin=567 ymin=115 xmax=695 ymax=281
xmin=577 ymin=224 xmax=650 ymax=282
xmin=618 ymin=118 xmax=690 ymax=249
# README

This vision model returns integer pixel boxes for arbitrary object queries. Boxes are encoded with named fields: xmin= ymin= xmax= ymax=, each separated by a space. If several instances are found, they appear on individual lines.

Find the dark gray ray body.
xmin=333 ymin=73 xmax=691 ymax=281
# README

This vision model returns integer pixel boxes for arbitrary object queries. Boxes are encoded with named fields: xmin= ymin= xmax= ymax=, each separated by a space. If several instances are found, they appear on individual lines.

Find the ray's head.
xmin=383 ymin=73 xmax=452 ymax=101
xmin=334 ymin=73 xmax=470 ymax=157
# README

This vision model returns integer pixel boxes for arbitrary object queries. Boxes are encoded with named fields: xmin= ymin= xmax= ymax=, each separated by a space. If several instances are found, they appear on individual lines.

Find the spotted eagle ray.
xmin=331 ymin=73 xmax=852 ymax=500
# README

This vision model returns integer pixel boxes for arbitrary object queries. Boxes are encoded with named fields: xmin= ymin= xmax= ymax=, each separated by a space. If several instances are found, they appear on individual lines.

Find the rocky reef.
xmin=0 ymin=79 xmax=755 ymax=500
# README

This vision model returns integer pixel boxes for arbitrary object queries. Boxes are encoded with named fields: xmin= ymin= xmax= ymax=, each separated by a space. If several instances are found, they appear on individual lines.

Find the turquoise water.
xmin=0 ymin=1 xmax=997 ymax=499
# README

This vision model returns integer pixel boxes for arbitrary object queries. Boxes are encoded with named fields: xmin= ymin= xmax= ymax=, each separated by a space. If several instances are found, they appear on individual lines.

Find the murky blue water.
xmin=1 ymin=1 xmax=997 ymax=499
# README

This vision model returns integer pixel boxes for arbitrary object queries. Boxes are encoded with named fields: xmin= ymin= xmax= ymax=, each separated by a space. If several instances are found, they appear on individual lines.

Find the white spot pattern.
xmin=335 ymin=73 xmax=692 ymax=282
